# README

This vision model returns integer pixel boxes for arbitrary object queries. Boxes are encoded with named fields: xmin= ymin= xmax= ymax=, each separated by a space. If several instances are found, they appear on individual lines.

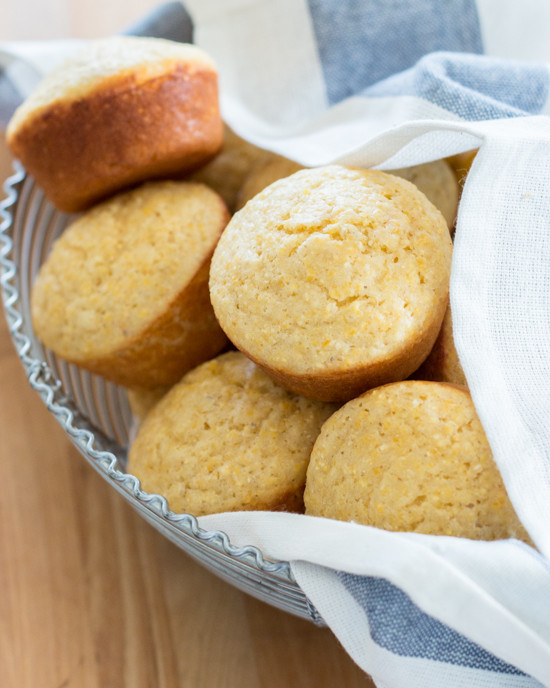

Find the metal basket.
xmin=0 ymin=163 xmax=323 ymax=625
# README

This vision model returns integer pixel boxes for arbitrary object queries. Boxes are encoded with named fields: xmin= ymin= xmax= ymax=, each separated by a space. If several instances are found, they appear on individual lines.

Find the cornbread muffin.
xmin=389 ymin=160 xmax=459 ymax=229
xmin=187 ymin=125 xmax=273 ymax=211
xmin=413 ymin=306 xmax=467 ymax=387
xmin=236 ymin=159 xmax=458 ymax=226
xmin=235 ymin=155 xmax=305 ymax=210
xmin=31 ymin=180 xmax=229 ymax=388
xmin=6 ymin=36 xmax=223 ymax=212
xmin=304 ymin=380 xmax=530 ymax=543
xmin=210 ymin=165 xmax=453 ymax=402
xmin=128 ymin=351 xmax=336 ymax=516
xmin=126 ymin=385 xmax=172 ymax=422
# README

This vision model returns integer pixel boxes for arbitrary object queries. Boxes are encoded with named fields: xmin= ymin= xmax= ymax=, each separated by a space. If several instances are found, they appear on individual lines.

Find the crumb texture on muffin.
xmin=31 ymin=180 xmax=229 ymax=387
xmin=304 ymin=380 xmax=530 ymax=543
xmin=128 ymin=352 xmax=336 ymax=516
xmin=210 ymin=165 xmax=452 ymax=400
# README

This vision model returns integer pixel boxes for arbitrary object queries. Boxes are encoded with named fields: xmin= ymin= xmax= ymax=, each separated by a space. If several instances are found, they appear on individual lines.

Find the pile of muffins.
xmin=8 ymin=36 xmax=529 ymax=544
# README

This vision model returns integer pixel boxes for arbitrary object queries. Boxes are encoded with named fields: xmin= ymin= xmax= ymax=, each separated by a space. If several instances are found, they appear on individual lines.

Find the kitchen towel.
xmin=2 ymin=2 xmax=550 ymax=686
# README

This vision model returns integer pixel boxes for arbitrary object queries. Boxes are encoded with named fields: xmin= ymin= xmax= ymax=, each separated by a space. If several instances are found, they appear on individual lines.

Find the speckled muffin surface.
xmin=6 ymin=36 xmax=223 ymax=212
xmin=128 ymin=351 xmax=336 ymax=516
xmin=304 ymin=380 xmax=530 ymax=543
xmin=31 ymin=180 xmax=229 ymax=388
xmin=210 ymin=165 xmax=453 ymax=402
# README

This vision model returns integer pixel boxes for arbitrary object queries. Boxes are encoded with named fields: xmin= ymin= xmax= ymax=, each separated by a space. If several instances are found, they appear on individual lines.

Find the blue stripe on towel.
xmin=306 ymin=0 xmax=483 ymax=104
xmin=364 ymin=51 xmax=550 ymax=119
xmin=337 ymin=573 xmax=526 ymax=675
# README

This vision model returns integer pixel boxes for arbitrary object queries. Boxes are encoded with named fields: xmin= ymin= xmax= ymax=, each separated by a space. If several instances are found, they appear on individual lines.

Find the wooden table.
xmin=0 ymin=2 xmax=375 ymax=686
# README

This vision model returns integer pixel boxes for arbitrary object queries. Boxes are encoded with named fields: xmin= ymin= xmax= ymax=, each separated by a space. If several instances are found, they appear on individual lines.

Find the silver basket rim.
xmin=0 ymin=161 xmax=302 ymax=583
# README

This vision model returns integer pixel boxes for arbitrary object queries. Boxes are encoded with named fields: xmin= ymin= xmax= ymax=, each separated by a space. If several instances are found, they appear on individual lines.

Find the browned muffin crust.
xmin=240 ymin=308 xmax=446 ymax=403
xmin=31 ymin=180 xmax=230 ymax=388
xmin=8 ymin=66 xmax=222 ymax=212
xmin=78 ymin=254 xmax=226 ymax=388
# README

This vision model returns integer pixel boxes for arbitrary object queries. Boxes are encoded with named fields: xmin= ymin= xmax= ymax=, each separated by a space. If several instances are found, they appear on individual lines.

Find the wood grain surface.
xmin=0 ymin=2 xmax=375 ymax=686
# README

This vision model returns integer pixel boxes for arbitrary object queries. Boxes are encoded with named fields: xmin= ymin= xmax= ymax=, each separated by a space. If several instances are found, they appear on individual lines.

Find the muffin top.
xmin=128 ymin=351 xmax=336 ymax=516
xmin=210 ymin=164 xmax=452 ymax=377
xmin=7 ymin=36 xmax=216 ymax=136
xmin=31 ymin=180 xmax=228 ymax=360
xmin=304 ymin=380 xmax=530 ymax=543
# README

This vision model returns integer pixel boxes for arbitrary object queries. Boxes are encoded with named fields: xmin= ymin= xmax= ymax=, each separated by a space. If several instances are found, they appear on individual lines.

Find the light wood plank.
xmin=0 ymin=2 xmax=376 ymax=685
xmin=0 ymin=306 xmax=374 ymax=686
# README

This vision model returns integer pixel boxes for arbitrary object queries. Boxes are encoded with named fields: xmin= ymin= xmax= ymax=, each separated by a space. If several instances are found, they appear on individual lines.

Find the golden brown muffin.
xmin=128 ymin=351 xmax=336 ymax=516
xmin=236 ymin=158 xmax=458 ymax=226
xmin=6 ymin=36 xmax=223 ymax=212
xmin=31 ymin=180 xmax=229 ymax=388
xmin=389 ymin=160 xmax=459 ymax=229
xmin=304 ymin=380 xmax=531 ymax=543
xmin=210 ymin=165 xmax=453 ymax=402
xmin=235 ymin=155 xmax=305 ymax=210
xmin=186 ymin=124 xmax=273 ymax=211
xmin=126 ymin=385 xmax=172 ymax=422
xmin=413 ymin=305 xmax=467 ymax=387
